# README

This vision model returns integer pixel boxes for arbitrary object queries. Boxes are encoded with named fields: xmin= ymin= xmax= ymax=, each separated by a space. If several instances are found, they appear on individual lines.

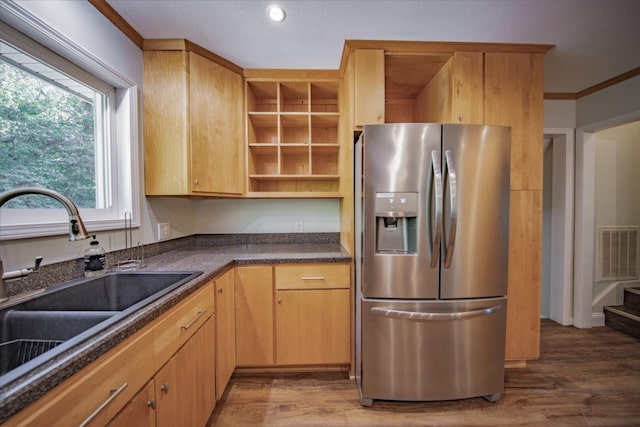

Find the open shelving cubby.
xmin=245 ymin=79 xmax=341 ymax=196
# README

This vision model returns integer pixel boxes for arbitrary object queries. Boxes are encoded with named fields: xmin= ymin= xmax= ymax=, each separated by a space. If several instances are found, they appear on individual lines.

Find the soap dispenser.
xmin=84 ymin=235 xmax=106 ymax=277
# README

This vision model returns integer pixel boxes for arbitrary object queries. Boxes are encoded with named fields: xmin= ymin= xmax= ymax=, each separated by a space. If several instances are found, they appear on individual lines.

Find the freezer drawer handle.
xmin=429 ymin=150 xmax=443 ymax=268
xmin=370 ymin=305 xmax=501 ymax=321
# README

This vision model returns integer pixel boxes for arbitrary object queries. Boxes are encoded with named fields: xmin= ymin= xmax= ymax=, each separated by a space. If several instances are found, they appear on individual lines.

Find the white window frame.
xmin=0 ymin=7 xmax=139 ymax=240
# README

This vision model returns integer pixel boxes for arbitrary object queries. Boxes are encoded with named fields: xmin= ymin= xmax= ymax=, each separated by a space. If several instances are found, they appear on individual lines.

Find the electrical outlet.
xmin=157 ymin=223 xmax=170 ymax=240
xmin=294 ymin=221 xmax=304 ymax=232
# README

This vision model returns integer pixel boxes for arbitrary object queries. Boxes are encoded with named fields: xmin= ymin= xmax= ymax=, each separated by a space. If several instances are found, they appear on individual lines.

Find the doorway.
xmin=542 ymin=128 xmax=575 ymax=326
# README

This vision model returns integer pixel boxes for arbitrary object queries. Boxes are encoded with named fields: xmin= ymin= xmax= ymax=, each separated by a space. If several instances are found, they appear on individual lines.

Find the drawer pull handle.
xmin=79 ymin=382 xmax=128 ymax=427
xmin=181 ymin=309 xmax=206 ymax=330
xmin=300 ymin=276 xmax=325 ymax=281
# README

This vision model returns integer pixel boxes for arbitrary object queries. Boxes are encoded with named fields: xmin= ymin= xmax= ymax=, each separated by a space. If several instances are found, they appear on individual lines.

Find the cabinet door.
xmin=485 ymin=52 xmax=544 ymax=191
xmin=353 ymin=49 xmax=385 ymax=127
xmin=108 ymin=381 xmax=156 ymax=427
xmin=451 ymin=51 xmax=484 ymax=124
xmin=173 ymin=316 xmax=217 ymax=426
xmin=276 ymin=289 xmax=350 ymax=365
xmin=505 ymin=190 xmax=542 ymax=361
xmin=215 ymin=269 xmax=236 ymax=400
xmin=143 ymin=50 xmax=190 ymax=195
xmin=155 ymin=357 xmax=178 ymax=427
xmin=190 ymin=52 xmax=244 ymax=194
xmin=235 ymin=266 xmax=274 ymax=366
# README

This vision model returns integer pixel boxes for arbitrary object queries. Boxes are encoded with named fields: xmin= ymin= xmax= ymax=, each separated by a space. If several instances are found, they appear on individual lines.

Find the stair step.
xmin=623 ymin=287 xmax=640 ymax=311
xmin=603 ymin=305 xmax=640 ymax=340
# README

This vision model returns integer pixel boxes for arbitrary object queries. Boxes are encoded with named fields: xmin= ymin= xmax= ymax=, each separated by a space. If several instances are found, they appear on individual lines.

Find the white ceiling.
xmin=106 ymin=0 xmax=640 ymax=94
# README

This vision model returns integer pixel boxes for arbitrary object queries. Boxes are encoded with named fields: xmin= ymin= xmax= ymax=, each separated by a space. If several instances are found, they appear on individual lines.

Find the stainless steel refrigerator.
xmin=354 ymin=123 xmax=510 ymax=406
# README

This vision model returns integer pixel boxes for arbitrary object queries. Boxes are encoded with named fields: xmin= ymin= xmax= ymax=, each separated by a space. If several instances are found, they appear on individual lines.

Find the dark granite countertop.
xmin=0 ymin=236 xmax=351 ymax=422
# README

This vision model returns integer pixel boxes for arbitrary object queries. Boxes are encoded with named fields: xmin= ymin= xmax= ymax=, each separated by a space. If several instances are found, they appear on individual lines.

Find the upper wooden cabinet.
xmin=352 ymin=49 xmax=385 ymax=127
xmin=244 ymin=76 xmax=343 ymax=197
xmin=143 ymin=40 xmax=244 ymax=196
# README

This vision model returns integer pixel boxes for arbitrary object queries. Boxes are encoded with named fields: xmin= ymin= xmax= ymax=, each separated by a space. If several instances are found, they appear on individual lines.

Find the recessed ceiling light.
xmin=267 ymin=5 xmax=286 ymax=22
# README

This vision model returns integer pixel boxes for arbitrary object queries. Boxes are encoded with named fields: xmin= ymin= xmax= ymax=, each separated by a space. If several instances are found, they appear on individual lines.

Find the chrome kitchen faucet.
xmin=0 ymin=187 xmax=90 ymax=302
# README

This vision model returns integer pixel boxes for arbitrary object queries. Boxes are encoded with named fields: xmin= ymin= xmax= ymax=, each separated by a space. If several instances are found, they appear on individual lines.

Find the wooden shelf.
xmin=245 ymin=79 xmax=341 ymax=195
xmin=249 ymin=174 xmax=339 ymax=181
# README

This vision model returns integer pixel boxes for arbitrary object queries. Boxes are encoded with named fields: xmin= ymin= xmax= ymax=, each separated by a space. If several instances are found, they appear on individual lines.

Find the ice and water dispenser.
xmin=374 ymin=192 xmax=418 ymax=254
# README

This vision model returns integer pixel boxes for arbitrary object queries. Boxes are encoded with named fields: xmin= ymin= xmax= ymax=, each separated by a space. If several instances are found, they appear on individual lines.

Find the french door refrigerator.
xmin=354 ymin=123 xmax=510 ymax=406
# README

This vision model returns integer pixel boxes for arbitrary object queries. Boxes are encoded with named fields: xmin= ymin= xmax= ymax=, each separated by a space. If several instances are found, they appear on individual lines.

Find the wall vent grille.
xmin=597 ymin=226 xmax=640 ymax=281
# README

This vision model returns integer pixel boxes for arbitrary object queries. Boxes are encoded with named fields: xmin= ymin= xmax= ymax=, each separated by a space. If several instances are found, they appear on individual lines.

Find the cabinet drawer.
xmin=6 ymin=325 xmax=155 ymax=427
xmin=154 ymin=281 xmax=214 ymax=368
xmin=275 ymin=263 xmax=350 ymax=290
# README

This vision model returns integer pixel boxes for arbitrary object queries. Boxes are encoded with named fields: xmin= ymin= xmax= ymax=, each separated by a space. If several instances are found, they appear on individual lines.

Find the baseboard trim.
xmin=592 ymin=312 xmax=606 ymax=327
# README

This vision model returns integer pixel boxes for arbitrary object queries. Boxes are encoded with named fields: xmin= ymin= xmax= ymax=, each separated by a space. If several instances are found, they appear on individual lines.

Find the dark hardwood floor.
xmin=208 ymin=320 xmax=640 ymax=426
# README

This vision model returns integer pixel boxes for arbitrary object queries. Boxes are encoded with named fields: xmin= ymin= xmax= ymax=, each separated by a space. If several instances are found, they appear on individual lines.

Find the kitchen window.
xmin=0 ymin=19 xmax=138 ymax=240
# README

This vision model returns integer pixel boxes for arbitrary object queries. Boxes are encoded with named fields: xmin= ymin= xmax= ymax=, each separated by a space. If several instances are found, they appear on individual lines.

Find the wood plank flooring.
xmin=208 ymin=320 xmax=640 ymax=426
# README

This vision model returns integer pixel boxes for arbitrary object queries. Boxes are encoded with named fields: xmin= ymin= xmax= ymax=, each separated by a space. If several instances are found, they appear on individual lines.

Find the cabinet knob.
xmin=217 ymin=288 xmax=224 ymax=294
xmin=147 ymin=399 xmax=156 ymax=409
xmin=161 ymin=383 xmax=170 ymax=394
xmin=194 ymin=178 xmax=199 ymax=186
xmin=277 ymin=298 xmax=282 ymax=304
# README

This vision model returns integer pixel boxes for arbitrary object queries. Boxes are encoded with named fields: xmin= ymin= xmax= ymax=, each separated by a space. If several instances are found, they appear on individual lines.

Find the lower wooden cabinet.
xmin=236 ymin=263 xmax=351 ymax=367
xmin=110 ymin=316 xmax=216 ymax=427
xmin=108 ymin=381 xmax=156 ymax=427
xmin=275 ymin=263 xmax=350 ymax=365
xmin=214 ymin=269 xmax=236 ymax=400
xmin=276 ymin=288 xmax=350 ymax=365
xmin=235 ymin=266 xmax=274 ymax=366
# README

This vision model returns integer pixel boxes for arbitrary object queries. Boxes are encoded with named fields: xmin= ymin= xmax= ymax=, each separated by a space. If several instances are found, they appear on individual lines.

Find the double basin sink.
xmin=0 ymin=271 xmax=202 ymax=382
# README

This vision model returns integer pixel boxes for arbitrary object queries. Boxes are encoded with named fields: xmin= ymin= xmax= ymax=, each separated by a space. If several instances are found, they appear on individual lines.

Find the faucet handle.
xmin=33 ymin=256 xmax=43 ymax=272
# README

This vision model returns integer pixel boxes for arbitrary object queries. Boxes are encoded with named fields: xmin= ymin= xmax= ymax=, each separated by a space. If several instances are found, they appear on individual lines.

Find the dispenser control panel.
xmin=374 ymin=192 xmax=418 ymax=217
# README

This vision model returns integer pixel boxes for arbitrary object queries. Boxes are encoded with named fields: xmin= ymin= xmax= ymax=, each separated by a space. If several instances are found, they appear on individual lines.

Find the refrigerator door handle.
xmin=371 ymin=305 xmax=501 ymax=321
xmin=430 ymin=150 xmax=443 ymax=268
xmin=443 ymin=150 xmax=457 ymax=268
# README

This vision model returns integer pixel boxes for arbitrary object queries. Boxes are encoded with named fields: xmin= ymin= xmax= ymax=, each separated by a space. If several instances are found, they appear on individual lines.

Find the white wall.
xmin=577 ymin=75 xmax=640 ymax=129
xmin=0 ymin=1 xmax=339 ymax=275
xmin=544 ymin=100 xmax=576 ymax=129
xmin=194 ymin=199 xmax=340 ymax=234
xmin=595 ymin=121 xmax=640 ymax=226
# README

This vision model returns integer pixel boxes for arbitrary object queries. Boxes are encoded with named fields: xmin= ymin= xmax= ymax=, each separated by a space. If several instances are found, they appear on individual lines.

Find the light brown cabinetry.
xmin=235 ymin=265 xmax=274 ymax=366
xmin=168 ymin=315 xmax=216 ymax=426
xmin=109 ymin=381 xmax=156 ymax=427
xmin=143 ymin=40 xmax=244 ymax=196
xmin=214 ymin=269 xmax=236 ymax=400
xmin=352 ymin=49 xmax=385 ymax=127
xmin=111 ymin=316 xmax=216 ymax=427
xmin=245 ymin=78 xmax=342 ymax=196
xmin=274 ymin=264 xmax=350 ymax=365
xmin=235 ymin=263 xmax=351 ymax=367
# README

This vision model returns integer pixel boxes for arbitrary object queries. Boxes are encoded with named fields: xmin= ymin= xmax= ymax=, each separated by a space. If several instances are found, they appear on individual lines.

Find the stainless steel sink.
xmin=0 ymin=271 xmax=202 ymax=379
